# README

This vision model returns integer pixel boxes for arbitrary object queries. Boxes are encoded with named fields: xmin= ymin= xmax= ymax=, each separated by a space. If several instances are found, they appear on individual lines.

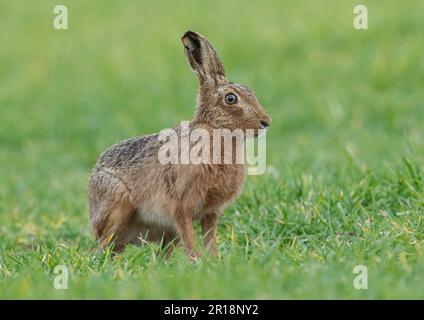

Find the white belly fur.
xmin=136 ymin=198 xmax=175 ymax=230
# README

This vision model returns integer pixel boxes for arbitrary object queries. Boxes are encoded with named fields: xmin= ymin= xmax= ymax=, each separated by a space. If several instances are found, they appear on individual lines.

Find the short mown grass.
xmin=0 ymin=0 xmax=423 ymax=298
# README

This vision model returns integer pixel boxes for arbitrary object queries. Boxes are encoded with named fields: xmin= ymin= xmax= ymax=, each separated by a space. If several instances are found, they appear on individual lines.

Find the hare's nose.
xmin=260 ymin=120 xmax=270 ymax=129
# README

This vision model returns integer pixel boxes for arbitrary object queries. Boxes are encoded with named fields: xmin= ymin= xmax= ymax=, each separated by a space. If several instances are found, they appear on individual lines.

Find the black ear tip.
xmin=182 ymin=31 xmax=201 ymax=42
xmin=181 ymin=31 xmax=202 ymax=50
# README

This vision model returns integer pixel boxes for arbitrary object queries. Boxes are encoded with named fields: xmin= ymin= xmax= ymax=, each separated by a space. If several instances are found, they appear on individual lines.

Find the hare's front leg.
xmin=173 ymin=207 xmax=198 ymax=260
xmin=201 ymin=212 xmax=218 ymax=256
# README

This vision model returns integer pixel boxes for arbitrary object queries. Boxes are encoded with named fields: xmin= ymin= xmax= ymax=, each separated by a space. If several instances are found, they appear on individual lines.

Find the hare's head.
xmin=182 ymin=31 xmax=271 ymax=134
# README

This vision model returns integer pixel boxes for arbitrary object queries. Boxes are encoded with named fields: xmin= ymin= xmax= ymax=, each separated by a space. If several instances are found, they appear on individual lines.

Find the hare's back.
xmin=96 ymin=134 xmax=159 ymax=170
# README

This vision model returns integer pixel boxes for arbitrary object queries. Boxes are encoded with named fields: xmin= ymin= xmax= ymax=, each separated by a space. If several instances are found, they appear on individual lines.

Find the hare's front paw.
xmin=187 ymin=250 xmax=200 ymax=263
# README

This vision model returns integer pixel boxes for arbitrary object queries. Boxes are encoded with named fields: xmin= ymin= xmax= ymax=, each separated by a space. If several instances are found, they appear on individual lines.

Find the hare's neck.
xmin=192 ymin=102 xmax=223 ymax=129
xmin=188 ymin=122 xmax=245 ymax=166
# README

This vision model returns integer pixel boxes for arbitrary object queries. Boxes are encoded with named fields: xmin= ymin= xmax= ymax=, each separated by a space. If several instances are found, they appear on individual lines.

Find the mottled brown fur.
xmin=88 ymin=31 xmax=271 ymax=259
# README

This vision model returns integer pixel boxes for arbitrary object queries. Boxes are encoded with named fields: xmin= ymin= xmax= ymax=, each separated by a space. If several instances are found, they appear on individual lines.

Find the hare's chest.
xmin=202 ymin=164 xmax=245 ymax=211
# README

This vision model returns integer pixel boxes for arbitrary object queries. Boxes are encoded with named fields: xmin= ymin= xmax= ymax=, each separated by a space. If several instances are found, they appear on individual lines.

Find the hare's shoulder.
xmin=96 ymin=133 xmax=159 ymax=169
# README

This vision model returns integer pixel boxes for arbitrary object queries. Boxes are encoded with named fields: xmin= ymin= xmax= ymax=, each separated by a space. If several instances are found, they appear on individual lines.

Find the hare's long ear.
xmin=181 ymin=31 xmax=226 ymax=85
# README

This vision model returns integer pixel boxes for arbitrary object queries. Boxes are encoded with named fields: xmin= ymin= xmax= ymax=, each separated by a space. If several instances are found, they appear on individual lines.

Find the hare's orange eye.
xmin=224 ymin=93 xmax=238 ymax=105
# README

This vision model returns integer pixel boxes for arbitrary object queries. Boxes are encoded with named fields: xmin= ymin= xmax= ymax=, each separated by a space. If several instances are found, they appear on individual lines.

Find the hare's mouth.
xmin=259 ymin=120 xmax=270 ymax=130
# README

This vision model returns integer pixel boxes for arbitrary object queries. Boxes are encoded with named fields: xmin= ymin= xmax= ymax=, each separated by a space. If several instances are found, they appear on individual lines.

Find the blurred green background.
xmin=0 ymin=0 xmax=423 ymax=298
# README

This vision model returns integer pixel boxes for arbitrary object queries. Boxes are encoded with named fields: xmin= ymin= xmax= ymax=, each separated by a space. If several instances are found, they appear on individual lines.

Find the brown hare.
xmin=88 ymin=31 xmax=271 ymax=260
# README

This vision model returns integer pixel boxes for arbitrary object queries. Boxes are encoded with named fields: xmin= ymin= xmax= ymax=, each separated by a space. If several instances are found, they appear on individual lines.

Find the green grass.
xmin=1 ymin=0 xmax=424 ymax=299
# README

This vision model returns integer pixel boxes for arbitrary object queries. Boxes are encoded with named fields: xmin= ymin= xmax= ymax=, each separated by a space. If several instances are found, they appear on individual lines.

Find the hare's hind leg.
xmin=88 ymin=170 xmax=135 ymax=252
